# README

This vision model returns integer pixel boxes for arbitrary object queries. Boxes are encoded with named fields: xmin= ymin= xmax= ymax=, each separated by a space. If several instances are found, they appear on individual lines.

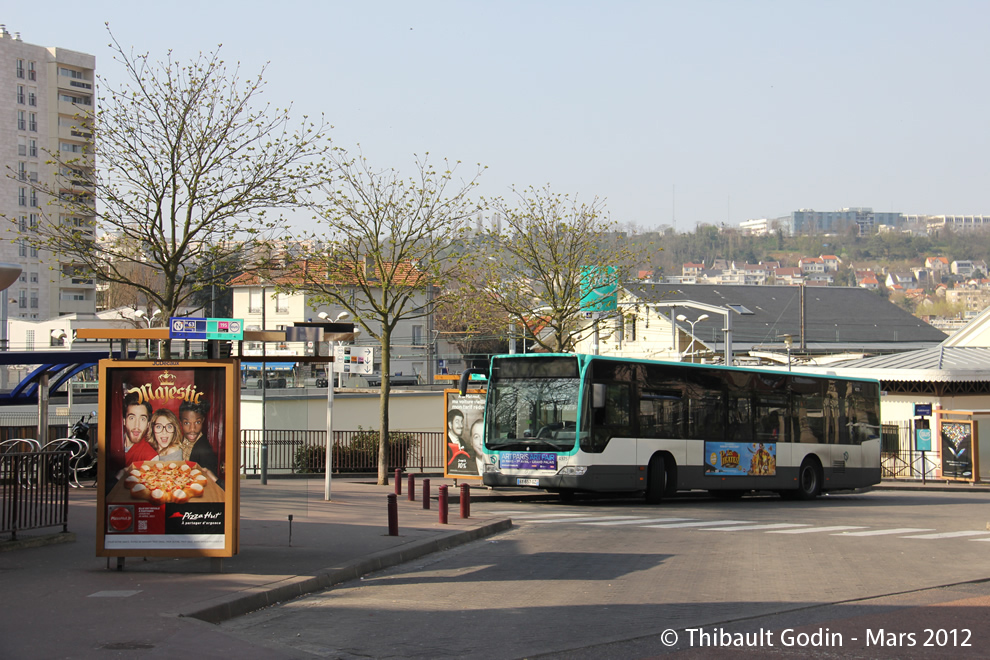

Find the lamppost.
xmin=134 ymin=309 xmax=161 ymax=357
xmin=783 ymin=334 xmax=793 ymax=372
xmin=676 ymin=313 xmax=709 ymax=363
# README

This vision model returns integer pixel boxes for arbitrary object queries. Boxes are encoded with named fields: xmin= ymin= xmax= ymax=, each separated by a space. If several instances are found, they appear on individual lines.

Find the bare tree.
xmin=10 ymin=28 xmax=328 ymax=340
xmin=478 ymin=186 xmax=649 ymax=352
xmin=285 ymin=152 xmax=483 ymax=485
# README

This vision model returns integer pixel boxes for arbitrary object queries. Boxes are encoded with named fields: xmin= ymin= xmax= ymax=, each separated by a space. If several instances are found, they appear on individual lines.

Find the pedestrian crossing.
xmin=492 ymin=510 xmax=990 ymax=542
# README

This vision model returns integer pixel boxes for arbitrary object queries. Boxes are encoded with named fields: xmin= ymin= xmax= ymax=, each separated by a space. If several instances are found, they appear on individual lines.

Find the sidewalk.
xmin=0 ymin=476 xmax=513 ymax=659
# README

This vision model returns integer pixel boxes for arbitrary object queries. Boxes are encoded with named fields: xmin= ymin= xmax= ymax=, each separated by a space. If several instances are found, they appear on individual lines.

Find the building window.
xmin=275 ymin=293 xmax=289 ymax=313
xmin=59 ymin=93 xmax=91 ymax=106
xmin=18 ymin=291 xmax=26 ymax=309
xmin=16 ymin=85 xmax=25 ymax=104
xmin=625 ymin=315 xmax=637 ymax=342
xmin=18 ymin=216 xmax=26 ymax=232
xmin=16 ymin=59 xmax=24 ymax=78
xmin=29 ymin=214 xmax=38 ymax=232
xmin=17 ymin=111 xmax=26 ymax=130
xmin=28 ymin=113 xmax=37 ymax=132
xmin=18 ymin=272 xmax=26 ymax=283
xmin=412 ymin=325 xmax=424 ymax=346
xmin=18 ymin=162 xmax=26 ymax=181
xmin=29 ymin=292 xmax=38 ymax=309
xmin=29 ymin=273 xmax=38 ymax=284
xmin=28 ymin=61 xmax=36 ymax=81
xmin=28 ymin=90 xmax=35 ymax=106
xmin=18 ymin=239 xmax=26 ymax=257
xmin=29 ymin=140 xmax=37 ymax=157
xmin=29 ymin=190 xmax=38 ymax=208
xmin=249 ymin=289 xmax=262 ymax=313
xmin=18 ymin=188 xmax=26 ymax=207
xmin=29 ymin=244 xmax=37 ymax=258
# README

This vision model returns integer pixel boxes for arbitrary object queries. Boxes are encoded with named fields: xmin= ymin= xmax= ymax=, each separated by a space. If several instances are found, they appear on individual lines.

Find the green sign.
xmin=206 ymin=318 xmax=243 ymax=340
xmin=915 ymin=428 xmax=932 ymax=452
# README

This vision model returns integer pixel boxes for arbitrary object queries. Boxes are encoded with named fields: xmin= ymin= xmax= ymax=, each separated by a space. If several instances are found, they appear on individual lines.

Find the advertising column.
xmin=97 ymin=360 xmax=240 ymax=558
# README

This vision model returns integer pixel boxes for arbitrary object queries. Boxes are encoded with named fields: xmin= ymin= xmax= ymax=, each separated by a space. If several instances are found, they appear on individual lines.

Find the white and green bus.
xmin=467 ymin=354 xmax=881 ymax=501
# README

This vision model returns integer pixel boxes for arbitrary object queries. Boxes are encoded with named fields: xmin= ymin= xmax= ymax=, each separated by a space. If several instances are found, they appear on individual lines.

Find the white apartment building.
xmin=0 ymin=25 xmax=96 ymax=320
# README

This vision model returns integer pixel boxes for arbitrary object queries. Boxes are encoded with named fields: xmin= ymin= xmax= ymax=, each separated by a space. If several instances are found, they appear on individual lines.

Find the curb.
xmin=181 ymin=518 xmax=513 ymax=624
xmin=0 ymin=531 xmax=76 ymax=553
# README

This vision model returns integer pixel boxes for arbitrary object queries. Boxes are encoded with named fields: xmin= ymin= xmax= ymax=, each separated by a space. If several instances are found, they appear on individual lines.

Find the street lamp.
xmin=134 ymin=309 xmax=162 ymax=357
xmin=676 ymin=313 xmax=709 ymax=363
xmin=783 ymin=334 xmax=793 ymax=372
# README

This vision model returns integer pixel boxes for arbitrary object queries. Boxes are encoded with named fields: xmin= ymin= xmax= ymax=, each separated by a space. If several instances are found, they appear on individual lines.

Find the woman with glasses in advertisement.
xmin=150 ymin=409 xmax=183 ymax=462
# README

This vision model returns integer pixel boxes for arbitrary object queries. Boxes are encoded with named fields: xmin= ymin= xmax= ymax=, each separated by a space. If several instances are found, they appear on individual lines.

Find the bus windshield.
xmin=488 ymin=377 xmax=581 ymax=452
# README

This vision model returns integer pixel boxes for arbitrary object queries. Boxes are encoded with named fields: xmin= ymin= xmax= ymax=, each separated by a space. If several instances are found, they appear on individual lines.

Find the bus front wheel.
xmin=793 ymin=458 xmax=822 ymax=501
xmin=645 ymin=455 xmax=666 ymax=504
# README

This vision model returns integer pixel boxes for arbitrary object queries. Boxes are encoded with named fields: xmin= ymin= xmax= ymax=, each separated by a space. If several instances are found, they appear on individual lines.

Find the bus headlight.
xmin=558 ymin=466 xmax=587 ymax=476
xmin=484 ymin=463 xmax=500 ymax=474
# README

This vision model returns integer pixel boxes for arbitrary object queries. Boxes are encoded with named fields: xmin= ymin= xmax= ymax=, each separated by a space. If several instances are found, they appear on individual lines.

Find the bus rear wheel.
xmin=645 ymin=455 xmax=666 ymax=504
xmin=793 ymin=458 xmax=822 ymax=501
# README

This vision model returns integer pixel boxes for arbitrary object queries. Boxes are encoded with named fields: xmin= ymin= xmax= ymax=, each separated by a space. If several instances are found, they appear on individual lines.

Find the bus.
xmin=471 ymin=353 xmax=881 ymax=501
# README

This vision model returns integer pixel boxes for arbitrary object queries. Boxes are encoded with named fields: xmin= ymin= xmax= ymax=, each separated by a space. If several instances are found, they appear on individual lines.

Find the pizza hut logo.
xmin=107 ymin=505 xmax=134 ymax=533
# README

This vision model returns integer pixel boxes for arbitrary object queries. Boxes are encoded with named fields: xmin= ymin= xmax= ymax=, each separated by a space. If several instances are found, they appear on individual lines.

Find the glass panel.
xmin=487 ymin=377 xmax=580 ymax=451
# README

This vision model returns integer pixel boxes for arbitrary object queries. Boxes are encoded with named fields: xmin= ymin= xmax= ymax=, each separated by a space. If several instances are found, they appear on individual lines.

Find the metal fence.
xmin=1 ymin=450 xmax=71 ymax=539
xmin=240 ymin=429 xmax=446 ymax=476
xmin=880 ymin=421 xmax=941 ymax=479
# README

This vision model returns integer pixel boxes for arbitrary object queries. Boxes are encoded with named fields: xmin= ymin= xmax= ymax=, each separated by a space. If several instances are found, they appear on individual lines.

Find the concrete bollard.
xmin=422 ymin=478 xmax=431 ymax=510
xmin=394 ymin=469 xmax=402 ymax=495
xmin=407 ymin=473 xmax=415 ymax=502
xmin=438 ymin=485 xmax=448 ymax=524
xmin=387 ymin=493 xmax=398 ymax=536
xmin=460 ymin=483 xmax=470 ymax=519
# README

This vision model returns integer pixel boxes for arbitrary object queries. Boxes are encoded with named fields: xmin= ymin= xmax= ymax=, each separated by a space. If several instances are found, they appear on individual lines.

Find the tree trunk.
xmin=377 ymin=327 xmax=392 ymax=485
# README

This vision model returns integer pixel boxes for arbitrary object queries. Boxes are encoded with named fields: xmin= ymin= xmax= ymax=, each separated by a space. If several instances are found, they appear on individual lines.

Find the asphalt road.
xmin=220 ymin=490 xmax=990 ymax=659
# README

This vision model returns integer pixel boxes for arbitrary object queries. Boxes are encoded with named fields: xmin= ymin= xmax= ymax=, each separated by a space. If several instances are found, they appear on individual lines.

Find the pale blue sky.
xmin=5 ymin=1 xmax=990 ymax=230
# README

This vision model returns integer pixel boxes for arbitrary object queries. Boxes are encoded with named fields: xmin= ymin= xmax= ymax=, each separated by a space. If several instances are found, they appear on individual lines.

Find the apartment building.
xmin=0 ymin=25 xmax=96 ymax=319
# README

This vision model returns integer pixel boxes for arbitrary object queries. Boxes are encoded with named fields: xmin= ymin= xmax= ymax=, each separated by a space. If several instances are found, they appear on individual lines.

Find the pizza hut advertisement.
xmin=97 ymin=360 xmax=240 ymax=558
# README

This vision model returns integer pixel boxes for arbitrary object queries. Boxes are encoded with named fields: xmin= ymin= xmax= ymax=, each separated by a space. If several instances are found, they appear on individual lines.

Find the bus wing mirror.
xmin=458 ymin=368 xmax=486 ymax=396
xmin=592 ymin=383 xmax=605 ymax=408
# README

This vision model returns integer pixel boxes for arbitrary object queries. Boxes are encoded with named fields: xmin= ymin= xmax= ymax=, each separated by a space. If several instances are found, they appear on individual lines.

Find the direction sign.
xmin=333 ymin=345 xmax=374 ymax=374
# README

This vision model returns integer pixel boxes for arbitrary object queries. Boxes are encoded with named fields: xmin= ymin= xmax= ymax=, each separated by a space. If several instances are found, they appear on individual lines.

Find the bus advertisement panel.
xmin=444 ymin=389 xmax=486 ymax=479
xmin=96 ymin=360 xmax=240 ymax=558
xmin=706 ymin=441 xmax=777 ymax=477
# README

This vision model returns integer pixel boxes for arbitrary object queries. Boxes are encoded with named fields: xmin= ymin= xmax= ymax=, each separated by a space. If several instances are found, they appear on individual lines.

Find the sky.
xmin=5 ymin=1 xmax=990 ymax=232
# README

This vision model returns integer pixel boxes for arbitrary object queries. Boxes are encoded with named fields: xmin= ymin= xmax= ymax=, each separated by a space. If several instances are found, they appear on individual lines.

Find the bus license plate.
xmin=516 ymin=478 xmax=540 ymax=486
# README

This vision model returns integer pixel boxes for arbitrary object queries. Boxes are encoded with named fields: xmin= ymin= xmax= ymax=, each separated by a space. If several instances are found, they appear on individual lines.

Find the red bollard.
xmin=422 ymin=478 xmax=431 ymax=510
xmin=387 ymin=493 xmax=398 ymax=536
xmin=407 ymin=473 xmax=415 ymax=501
xmin=460 ymin=483 xmax=470 ymax=519
xmin=394 ymin=469 xmax=402 ymax=495
xmin=438 ymin=485 xmax=448 ymax=524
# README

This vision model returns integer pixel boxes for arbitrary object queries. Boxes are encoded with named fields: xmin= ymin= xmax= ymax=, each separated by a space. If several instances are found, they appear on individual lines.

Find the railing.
xmin=240 ymin=429 xmax=446 ymax=476
xmin=882 ymin=450 xmax=939 ymax=480
xmin=1 ymin=449 xmax=71 ymax=540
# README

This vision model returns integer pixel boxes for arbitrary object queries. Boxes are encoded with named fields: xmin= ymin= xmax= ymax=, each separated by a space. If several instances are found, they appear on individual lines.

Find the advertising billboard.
xmin=444 ymin=389 xmax=486 ymax=479
xmin=96 ymin=360 xmax=240 ymax=557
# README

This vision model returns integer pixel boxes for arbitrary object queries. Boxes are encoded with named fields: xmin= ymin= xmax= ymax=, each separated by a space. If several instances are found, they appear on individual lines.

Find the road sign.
xmin=333 ymin=345 xmax=374 ymax=374
xmin=169 ymin=317 xmax=244 ymax=340
xmin=916 ymin=428 xmax=932 ymax=451
xmin=914 ymin=403 xmax=932 ymax=417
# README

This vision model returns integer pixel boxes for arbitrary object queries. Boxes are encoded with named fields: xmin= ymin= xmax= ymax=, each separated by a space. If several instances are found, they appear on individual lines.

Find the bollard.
xmin=422 ymin=478 xmax=431 ymax=510
xmin=438 ymin=485 xmax=448 ymax=524
xmin=407 ymin=473 xmax=415 ymax=502
xmin=387 ymin=493 xmax=398 ymax=536
xmin=460 ymin=483 xmax=470 ymax=519
xmin=394 ymin=469 xmax=402 ymax=495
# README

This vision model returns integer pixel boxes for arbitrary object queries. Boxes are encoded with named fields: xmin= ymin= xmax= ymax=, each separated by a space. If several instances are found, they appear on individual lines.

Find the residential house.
xmin=229 ymin=260 xmax=463 ymax=385
xmin=885 ymin=272 xmax=916 ymax=289
xmin=773 ymin=267 xmax=804 ymax=285
xmin=681 ymin=262 xmax=705 ymax=277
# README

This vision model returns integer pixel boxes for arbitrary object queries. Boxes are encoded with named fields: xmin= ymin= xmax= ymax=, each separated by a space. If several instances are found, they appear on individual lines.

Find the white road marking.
xmin=702 ymin=523 xmax=810 ymax=532
xmin=835 ymin=528 xmax=934 ymax=536
xmin=901 ymin=530 xmax=990 ymax=539
xmin=643 ymin=520 xmax=752 ymax=529
xmin=528 ymin=516 xmax=645 ymax=524
xmin=585 ymin=518 xmax=698 ymax=526
xmin=767 ymin=526 xmax=866 ymax=534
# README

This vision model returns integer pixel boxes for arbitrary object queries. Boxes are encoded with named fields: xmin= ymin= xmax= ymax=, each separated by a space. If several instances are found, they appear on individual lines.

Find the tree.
xmin=285 ymin=152 xmax=483 ymax=485
xmin=477 ymin=186 xmax=649 ymax=352
xmin=11 ymin=29 xmax=328 ymax=345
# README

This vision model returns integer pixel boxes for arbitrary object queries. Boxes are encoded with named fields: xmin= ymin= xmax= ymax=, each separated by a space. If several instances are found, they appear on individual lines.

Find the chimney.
xmin=0 ymin=25 xmax=9 ymax=39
